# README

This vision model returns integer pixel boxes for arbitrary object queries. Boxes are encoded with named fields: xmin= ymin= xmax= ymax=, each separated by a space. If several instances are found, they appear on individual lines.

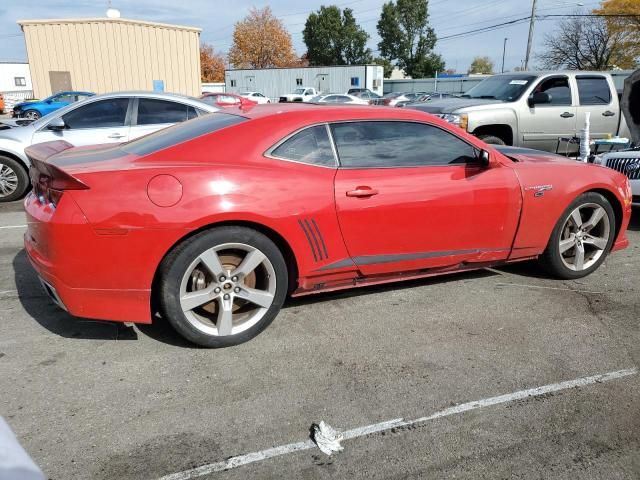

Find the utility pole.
xmin=501 ymin=37 xmax=508 ymax=73
xmin=524 ymin=0 xmax=538 ymax=70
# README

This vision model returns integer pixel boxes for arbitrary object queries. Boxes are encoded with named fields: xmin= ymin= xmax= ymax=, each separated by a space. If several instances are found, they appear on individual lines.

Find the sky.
xmin=0 ymin=0 xmax=603 ymax=73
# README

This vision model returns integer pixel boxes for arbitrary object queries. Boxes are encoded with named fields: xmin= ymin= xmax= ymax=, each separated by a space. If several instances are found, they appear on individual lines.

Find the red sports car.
xmin=199 ymin=92 xmax=256 ymax=109
xmin=24 ymin=104 xmax=632 ymax=347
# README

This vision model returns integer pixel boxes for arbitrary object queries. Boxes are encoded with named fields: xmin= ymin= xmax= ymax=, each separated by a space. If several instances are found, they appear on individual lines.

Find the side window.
xmin=330 ymin=121 xmax=478 ymax=168
xmin=534 ymin=76 xmax=572 ymax=106
xmin=296 ymin=78 xmax=303 ymax=86
xmin=137 ymin=99 xmax=192 ymax=125
xmin=230 ymin=80 xmax=237 ymax=87
xmin=62 ymin=98 xmax=129 ymax=129
xmin=270 ymin=125 xmax=336 ymax=167
xmin=576 ymin=77 xmax=611 ymax=105
xmin=55 ymin=94 xmax=77 ymax=103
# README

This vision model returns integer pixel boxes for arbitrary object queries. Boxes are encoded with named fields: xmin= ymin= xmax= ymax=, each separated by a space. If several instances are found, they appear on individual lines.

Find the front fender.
xmin=0 ymin=138 xmax=29 ymax=167
xmin=462 ymin=107 xmax=518 ymax=139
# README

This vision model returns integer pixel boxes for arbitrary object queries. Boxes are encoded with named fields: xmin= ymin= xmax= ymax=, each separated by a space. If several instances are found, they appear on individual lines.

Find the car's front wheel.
xmin=539 ymin=192 xmax=615 ymax=279
xmin=23 ymin=109 xmax=41 ymax=120
xmin=0 ymin=156 xmax=29 ymax=202
xmin=159 ymin=226 xmax=288 ymax=347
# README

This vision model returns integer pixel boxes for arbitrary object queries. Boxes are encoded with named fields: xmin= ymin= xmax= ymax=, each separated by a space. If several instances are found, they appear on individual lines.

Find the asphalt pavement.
xmin=0 ymin=199 xmax=638 ymax=479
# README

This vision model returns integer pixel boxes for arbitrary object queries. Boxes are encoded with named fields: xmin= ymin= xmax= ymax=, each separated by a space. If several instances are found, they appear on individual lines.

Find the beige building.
xmin=18 ymin=17 xmax=202 ymax=98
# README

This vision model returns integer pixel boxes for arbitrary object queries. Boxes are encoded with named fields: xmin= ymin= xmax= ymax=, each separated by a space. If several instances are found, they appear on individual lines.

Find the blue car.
xmin=12 ymin=91 xmax=95 ymax=120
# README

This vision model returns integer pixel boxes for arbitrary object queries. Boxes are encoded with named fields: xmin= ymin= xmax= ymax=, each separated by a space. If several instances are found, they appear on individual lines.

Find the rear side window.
xmin=121 ymin=113 xmax=246 ymax=156
xmin=62 ymin=98 xmax=129 ymax=129
xmin=330 ymin=121 xmax=478 ymax=168
xmin=137 ymin=99 xmax=197 ymax=125
xmin=270 ymin=125 xmax=336 ymax=167
xmin=577 ymin=77 xmax=611 ymax=105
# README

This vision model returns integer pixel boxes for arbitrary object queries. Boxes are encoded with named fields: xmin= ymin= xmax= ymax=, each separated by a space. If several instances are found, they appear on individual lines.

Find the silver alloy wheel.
xmin=559 ymin=202 xmax=610 ymax=271
xmin=0 ymin=163 xmax=19 ymax=198
xmin=24 ymin=110 xmax=40 ymax=120
xmin=179 ymin=242 xmax=276 ymax=336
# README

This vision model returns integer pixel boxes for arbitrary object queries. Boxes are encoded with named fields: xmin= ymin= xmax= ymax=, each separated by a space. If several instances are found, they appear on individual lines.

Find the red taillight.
xmin=383 ymin=99 xmax=391 ymax=105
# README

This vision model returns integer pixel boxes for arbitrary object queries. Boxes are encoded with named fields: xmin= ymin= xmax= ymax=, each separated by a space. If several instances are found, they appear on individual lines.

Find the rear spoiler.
xmin=26 ymin=140 xmax=89 ymax=191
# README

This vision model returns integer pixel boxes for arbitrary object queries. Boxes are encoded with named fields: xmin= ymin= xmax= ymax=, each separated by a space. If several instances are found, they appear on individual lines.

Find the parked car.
xmin=350 ymin=90 xmax=382 ymax=103
xmin=396 ymin=92 xmax=455 ymax=107
xmin=310 ymin=93 xmax=369 ymax=105
xmin=279 ymin=87 xmax=318 ymax=103
xmin=408 ymin=71 xmax=631 ymax=152
xmin=200 ymin=93 xmax=256 ymax=108
xmin=12 ymin=91 xmax=95 ymax=120
xmin=373 ymin=92 xmax=413 ymax=106
xmin=23 ymin=104 xmax=631 ymax=347
xmin=0 ymin=93 xmax=4 ymax=114
xmin=239 ymin=92 xmax=271 ymax=104
xmin=0 ymin=91 xmax=217 ymax=202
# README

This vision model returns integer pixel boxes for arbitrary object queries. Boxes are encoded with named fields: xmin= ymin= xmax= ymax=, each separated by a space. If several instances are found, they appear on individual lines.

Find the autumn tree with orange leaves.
xmin=200 ymin=43 xmax=226 ymax=82
xmin=228 ymin=7 xmax=300 ymax=68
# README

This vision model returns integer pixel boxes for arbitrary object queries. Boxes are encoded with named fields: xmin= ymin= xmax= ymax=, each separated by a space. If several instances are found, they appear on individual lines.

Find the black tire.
xmin=158 ymin=226 xmax=288 ymax=348
xmin=477 ymin=134 xmax=506 ymax=145
xmin=23 ymin=109 xmax=41 ymax=120
xmin=539 ymin=192 xmax=616 ymax=279
xmin=0 ymin=156 xmax=30 ymax=202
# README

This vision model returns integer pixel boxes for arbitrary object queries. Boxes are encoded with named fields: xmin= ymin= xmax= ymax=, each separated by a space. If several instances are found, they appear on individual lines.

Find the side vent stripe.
xmin=304 ymin=219 xmax=324 ymax=260
xmin=311 ymin=219 xmax=329 ymax=259
xmin=298 ymin=219 xmax=318 ymax=262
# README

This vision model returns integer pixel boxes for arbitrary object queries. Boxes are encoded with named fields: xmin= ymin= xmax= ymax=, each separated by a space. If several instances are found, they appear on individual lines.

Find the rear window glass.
xmin=121 ymin=113 xmax=246 ymax=156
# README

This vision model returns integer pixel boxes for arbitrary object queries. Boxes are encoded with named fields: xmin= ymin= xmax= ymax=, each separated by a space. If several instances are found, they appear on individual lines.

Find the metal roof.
xmin=17 ymin=17 xmax=201 ymax=33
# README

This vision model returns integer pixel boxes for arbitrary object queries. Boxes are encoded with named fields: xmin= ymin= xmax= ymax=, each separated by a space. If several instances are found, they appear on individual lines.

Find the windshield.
xmin=293 ymin=88 xmax=306 ymax=94
xmin=462 ymin=75 xmax=537 ymax=101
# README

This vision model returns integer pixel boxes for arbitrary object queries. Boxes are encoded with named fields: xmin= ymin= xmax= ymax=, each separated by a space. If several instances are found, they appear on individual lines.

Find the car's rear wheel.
xmin=0 ymin=156 xmax=29 ymax=202
xmin=539 ymin=192 xmax=615 ymax=279
xmin=159 ymin=226 xmax=288 ymax=347
xmin=23 ymin=109 xmax=41 ymax=120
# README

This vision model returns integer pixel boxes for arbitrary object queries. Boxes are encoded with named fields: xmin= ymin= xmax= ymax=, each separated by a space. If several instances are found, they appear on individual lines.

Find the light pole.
xmin=501 ymin=37 xmax=508 ymax=73
xmin=524 ymin=0 xmax=537 ymax=71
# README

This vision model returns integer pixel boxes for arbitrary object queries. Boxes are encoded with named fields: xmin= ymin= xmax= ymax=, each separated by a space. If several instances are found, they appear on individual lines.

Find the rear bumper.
xmin=23 ymin=192 xmax=152 ymax=323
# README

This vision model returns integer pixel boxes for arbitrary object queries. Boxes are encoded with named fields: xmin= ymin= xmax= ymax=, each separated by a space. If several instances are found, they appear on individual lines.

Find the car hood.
xmin=494 ymin=146 xmax=574 ymax=164
xmin=407 ymin=97 xmax=505 ymax=114
xmin=0 ymin=122 xmax=35 ymax=142
xmin=13 ymin=100 xmax=39 ymax=110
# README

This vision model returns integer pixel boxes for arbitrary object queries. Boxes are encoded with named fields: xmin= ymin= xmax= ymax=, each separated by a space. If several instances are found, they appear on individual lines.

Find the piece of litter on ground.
xmin=311 ymin=421 xmax=344 ymax=456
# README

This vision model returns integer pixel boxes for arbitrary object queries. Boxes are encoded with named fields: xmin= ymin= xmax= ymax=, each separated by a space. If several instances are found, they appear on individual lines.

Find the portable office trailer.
xmin=18 ymin=17 xmax=202 ymax=98
xmin=225 ymin=65 xmax=384 ymax=101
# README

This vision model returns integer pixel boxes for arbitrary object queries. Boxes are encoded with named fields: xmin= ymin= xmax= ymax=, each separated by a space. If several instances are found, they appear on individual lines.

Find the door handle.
xmin=602 ymin=110 xmax=615 ymax=117
xmin=560 ymin=112 xmax=574 ymax=118
xmin=346 ymin=187 xmax=379 ymax=197
xmin=108 ymin=133 xmax=126 ymax=139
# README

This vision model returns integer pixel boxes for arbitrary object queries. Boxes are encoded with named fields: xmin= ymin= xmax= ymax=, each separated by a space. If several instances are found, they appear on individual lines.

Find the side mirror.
xmin=46 ymin=99 xmax=53 ymax=104
xmin=528 ymin=91 xmax=551 ymax=107
xmin=47 ymin=117 xmax=66 ymax=131
xmin=479 ymin=149 xmax=490 ymax=168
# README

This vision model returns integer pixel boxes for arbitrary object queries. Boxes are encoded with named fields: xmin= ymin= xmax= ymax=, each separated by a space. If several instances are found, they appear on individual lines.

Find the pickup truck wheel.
xmin=0 ymin=156 xmax=29 ymax=202
xmin=477 ymin=134 xmax=506 ymax=146
xmin=539 ymin=192 xmax=615 ymax=279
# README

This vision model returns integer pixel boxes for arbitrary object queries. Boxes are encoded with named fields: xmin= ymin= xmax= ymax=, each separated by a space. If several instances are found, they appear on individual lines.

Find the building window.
xmin=296 ymin=78 xmax=303 ymax=86
xmin=14 ymin=77 xmax=26 ymax=87
xmin=230 ymin=79 xmax=237 ymax=87
xmin=350 ymin=77 xmax=360 ymax=87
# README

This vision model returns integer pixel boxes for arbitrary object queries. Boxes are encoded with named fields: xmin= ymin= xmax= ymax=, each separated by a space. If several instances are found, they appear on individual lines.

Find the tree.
xmin=468 ymin=56 xmax=494 ymax=74
xmin=200 ymin=43 xmax=226 ymax=82
xmin=539 ymin=12 xmax=637 ymax=70
xmin=303 ymin=6 xmax=372 ymax=65
xmin=228 ymin=7 xmax=299 ymax=68
xmin=594 ymin=0 xmax=640 ymax=66
xmin=374 ymin=56 xmax=394 ymax=78
xmin=377 ymin=0 xmax=445 ymax=78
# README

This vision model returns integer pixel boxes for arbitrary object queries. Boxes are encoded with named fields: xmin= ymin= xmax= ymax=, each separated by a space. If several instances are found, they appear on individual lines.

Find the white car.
xmin=279 ymin=88 xmax=318 ymax=103
xmin=309 ymin=93 xmax=369 ymax=105
xmin=0 ymin=91 xmax=217 ymax=202
xmin=240 ymin=92 xmax=271 ymax=104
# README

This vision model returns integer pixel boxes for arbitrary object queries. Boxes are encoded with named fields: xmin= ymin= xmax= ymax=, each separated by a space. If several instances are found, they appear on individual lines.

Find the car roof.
xmin=235 ymin=103 xmax=436 ymax=123
xmin=51 ymin=91 xmax=94 ymax=95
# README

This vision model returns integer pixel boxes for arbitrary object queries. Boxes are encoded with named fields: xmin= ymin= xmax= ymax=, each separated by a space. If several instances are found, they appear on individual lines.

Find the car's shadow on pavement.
xmin=628 ymin=208 xmax=640 ymax=232
xmin=13 ymin=249 xmax=139 ymax=342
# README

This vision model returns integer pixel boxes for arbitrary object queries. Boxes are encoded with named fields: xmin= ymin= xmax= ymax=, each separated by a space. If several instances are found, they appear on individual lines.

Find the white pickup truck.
xmin=279 ymin=87 xmax=318 ymax=103
xmin=410 ymin=71 xmax=631 ymax=153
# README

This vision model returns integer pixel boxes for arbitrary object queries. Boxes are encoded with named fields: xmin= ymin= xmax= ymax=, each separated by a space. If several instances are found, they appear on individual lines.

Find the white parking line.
xmin=157 ymin=368 xmax=637 ymax=480
xmin=0 ymin=224 xmax=27 ymax=230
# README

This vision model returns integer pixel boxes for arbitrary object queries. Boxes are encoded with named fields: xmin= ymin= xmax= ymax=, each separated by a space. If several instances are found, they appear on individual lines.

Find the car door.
xmin=518 ymin=75 xmax=577 ymax=151
xmin=32 ymin=97 xmax=131 ymax=146
xmin=575 ymin=75 xmax=618 ymax=141
xmin=129 ymin=97 xmax=199 ymax=140
xmin=331 ymin=121 xmax=521 ymax=276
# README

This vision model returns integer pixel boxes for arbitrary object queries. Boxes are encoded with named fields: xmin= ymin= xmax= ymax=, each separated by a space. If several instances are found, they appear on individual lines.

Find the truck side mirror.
xmin=528 ymin=92 xmax=551 ymax=107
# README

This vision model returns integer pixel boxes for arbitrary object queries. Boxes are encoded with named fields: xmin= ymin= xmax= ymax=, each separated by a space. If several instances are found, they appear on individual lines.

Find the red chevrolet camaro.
xmin=24 ymin=104 xmax=632 ymax=347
